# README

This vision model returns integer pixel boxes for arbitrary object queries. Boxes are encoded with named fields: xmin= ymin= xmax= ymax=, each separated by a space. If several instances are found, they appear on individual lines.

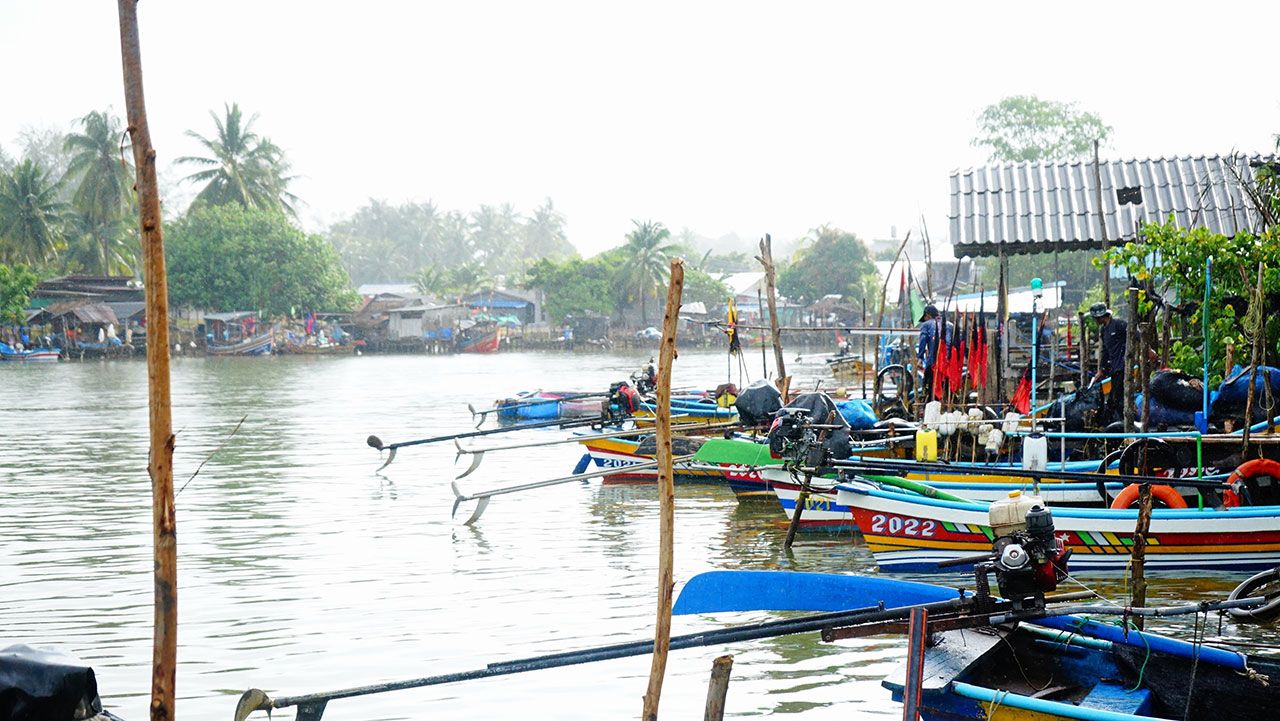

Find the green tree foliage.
xmin=682 ymin=266 xmax=731 ymax=308
xmin=327 ymin=198 xmax=578 ymax=287
xmin=0 ymin=159 xmax=67 ymax=265
xmin=177 ymin=103 xmax=299 ymax=215
xmin=525 ymin=255 xmax=619 ymax=322
xmin=62 ymin=110 xmax=137 ymax=275
xmin=698 ymin=250 xmax=754 ymax=274
xmin=166 ymin=204 xmax=357 ymax=315
xmin=0 ymin=263 xmax=38 ymax=324
xmin=1101 ymin=220 xmax=1280 ymax=386
xmin=617 ymin=220 xmax=678 ymax=324
xmin=973 ymin=95 xmax=1111 ymax=163
xmin=521 ymin=198 xmax=575 ymax=262
xmin=777 ymin=225 xmax=876 ymax=304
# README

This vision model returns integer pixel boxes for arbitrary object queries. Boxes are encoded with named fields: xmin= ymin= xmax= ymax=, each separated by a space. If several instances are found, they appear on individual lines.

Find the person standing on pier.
xmin=1089 ymin=303 xmax=1127 ymax=422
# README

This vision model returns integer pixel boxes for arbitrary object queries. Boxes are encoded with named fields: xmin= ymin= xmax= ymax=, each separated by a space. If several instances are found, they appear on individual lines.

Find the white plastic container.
xmin=1021 ymin=434 xmax=1048 ymax=471
xmin=985 ymin=428 xmax=1004 ymax=455
xmin=923 ymin=401 xmax=942 ymax=428
xmin=1002 ymin=412 xmax=1022 ymax=436
xmin=988 ymin=490 xmax=1045 ymax=538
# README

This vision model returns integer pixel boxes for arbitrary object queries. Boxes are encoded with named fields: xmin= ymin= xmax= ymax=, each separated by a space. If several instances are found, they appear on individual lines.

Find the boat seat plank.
xmin=883 ymin=627 xmax=1005 ymax=693
xmin=1079 ymin=680 xmax=1153 ymax=715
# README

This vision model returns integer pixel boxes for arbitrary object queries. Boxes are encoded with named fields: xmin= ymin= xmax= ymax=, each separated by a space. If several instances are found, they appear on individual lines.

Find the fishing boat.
xmin=458 ymin=320 xmax=500 ymax=353
xmin=207 ymin=332 xmax=273 ymax=356
xmin=575 ymin=434 xmax=720 ymax=484
xmin=833 ymin=477 xmax=1280 ymax=572
xmin=0 ymin=342 xmax=60 ymax=362
xmin=827 ymin=354 xmax=873 ymax=385
xmin=674 ymin=570 xmax=1280 ymax=721
xmin=633 ymin=398 xmax=738 ymax=425
xmin=204 ymin=312 xmax=273 ymax=356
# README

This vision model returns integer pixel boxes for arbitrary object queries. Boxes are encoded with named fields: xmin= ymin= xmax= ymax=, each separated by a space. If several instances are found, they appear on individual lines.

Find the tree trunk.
xmin=117 ymin=3 xmax=178 ymax=720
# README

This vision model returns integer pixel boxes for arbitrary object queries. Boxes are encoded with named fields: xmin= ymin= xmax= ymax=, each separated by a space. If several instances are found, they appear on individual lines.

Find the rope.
xmin=1181 ymin=610 xmax=1206 ymax=721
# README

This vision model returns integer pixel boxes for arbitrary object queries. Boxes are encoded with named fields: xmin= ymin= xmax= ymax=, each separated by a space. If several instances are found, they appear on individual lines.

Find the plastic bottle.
xmin=915 ymin=428 xmax=938 ymax=462
xmin=1021 ymin=433 xmax=1048 ymax=471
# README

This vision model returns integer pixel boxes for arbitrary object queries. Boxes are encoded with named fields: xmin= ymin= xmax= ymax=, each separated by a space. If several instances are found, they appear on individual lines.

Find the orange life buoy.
xmin=1109 ymin=483 xmax=1188 ymax=510
xmin=1223 ymin=458 xmax=1280 ymax=508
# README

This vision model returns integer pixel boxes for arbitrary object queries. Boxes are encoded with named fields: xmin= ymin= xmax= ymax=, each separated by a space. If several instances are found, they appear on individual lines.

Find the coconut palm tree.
xmin=176 ymin=103 xmax=299 ymax=215
xmin=0 ymin=159 xmax=67 ymax=265
xmin=521 ymin=198 xmax=574 ymax=261
xmin=618 ymin=219 xmax=677 ymax=325
xmin=63 ymin=110 xmax=136 ymax=274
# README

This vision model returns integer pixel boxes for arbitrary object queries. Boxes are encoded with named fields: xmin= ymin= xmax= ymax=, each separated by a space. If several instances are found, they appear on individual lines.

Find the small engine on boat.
xmin=987 ymin=492 xmax=1070 ymax=603
xmin=606 ymin=381 xmax=640 ymax=419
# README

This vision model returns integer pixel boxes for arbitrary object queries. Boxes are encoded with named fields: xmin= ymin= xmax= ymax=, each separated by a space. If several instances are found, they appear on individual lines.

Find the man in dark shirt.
xmin=1090 ymin=303 xmax=1127 ymax=422
xmin=916 ymin=304 xmax=953 ymax=400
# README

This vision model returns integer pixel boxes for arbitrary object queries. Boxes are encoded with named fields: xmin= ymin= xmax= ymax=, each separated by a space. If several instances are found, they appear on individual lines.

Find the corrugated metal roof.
xmin=949 ymin=155 xmax=1273 ymax=257
xmin=47 ymin=301 xmax=119 ymax=325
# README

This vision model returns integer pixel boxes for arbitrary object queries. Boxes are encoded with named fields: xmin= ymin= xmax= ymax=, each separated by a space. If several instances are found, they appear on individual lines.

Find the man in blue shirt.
xmin=916 ymin=305 xmax=953 ymax=399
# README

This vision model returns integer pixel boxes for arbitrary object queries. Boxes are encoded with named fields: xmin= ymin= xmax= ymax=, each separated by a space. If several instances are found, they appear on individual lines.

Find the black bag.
xmin=0 ymin=645 xmax=103 ymax=721
xmin=1148 ymin=370 xmax=1204 ymax=411
xmin=734 ymin=379 xmax=782 ymax=426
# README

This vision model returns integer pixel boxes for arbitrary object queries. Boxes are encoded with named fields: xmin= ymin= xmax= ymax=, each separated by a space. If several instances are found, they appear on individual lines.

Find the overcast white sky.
xmin=2 ymin=1 xmax=1277 ymax=256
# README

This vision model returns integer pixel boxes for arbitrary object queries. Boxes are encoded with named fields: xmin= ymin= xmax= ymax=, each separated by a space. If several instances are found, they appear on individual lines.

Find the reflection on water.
xmin=0 ymin=351 xmax=1271 ymax=720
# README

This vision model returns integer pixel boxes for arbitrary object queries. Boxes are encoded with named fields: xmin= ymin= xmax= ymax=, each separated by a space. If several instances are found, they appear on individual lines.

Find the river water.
xmin=0 ymin=350 xmax=1265 ymax=720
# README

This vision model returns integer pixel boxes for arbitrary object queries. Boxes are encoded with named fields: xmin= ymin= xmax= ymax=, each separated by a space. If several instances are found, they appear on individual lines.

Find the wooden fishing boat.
xmin=771 ymin=476 xmax=1127 ymax=533
xmin=675 ymin=571 xmax=1280 ymax=721
xmin=633 ymin=398 xmax=737 ymax=425
xmin=833 ymin=479 xmax=1280 ymax=572
xmin=827 ymin=354 xmax=873 ymax=384
xmin=575 ymin=435 xmax=721 ymax=484
xmin=0 ymin=342 xmax=60 ymax=361
xmin=207 ymin=332 xmax=273 ymax=356
xmin=458 ymin=321 xmax=500 ymax=353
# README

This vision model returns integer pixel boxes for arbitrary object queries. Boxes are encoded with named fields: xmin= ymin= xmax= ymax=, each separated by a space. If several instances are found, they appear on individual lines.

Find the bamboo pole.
xmin=1243 ymin=262 xmax=1264 ymax=455
xmin=641 ymin=258 xmax=684 ymax=721
xmin=117 ymin=3 xmax=177 ymax=720
xmin=1094 ymin=140 xmax=1111 ymax=309
xmin=757 ymin=234 xmax=787 ymax=390
xmin=703 ymin=655 xmax=734 ymax=721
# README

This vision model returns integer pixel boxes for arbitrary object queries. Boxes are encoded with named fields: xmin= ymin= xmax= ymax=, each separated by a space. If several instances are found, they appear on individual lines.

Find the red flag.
xmin=1011 ymin=366 xmax=1032 ymax=413
xmin=932 ymin=315 xmax=946 ymax=400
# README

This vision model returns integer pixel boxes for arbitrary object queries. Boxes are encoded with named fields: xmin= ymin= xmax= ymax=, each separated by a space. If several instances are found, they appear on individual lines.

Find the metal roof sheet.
xmin=949 ymin=155 xmax=1274 ymax=257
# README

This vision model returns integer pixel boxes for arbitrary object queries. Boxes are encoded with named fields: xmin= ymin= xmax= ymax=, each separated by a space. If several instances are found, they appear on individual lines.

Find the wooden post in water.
xmin=757 ymin=234 xmax=787 ymax=392
xmin=703 ymin=655 xmax=734 ymax=721
xmin=641 ymin=258 xmax=684 ymax=721
xmin=117 ymin=3 xmax=177 ymax=720
xmin=1129 ymin=437 xmax=1154 ymax=630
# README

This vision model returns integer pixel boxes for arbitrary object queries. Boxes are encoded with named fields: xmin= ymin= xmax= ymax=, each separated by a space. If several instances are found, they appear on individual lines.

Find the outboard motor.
xmin=606 ymin=381 xmax=640 ymax=421
xmin=987 ymin=491 xmax=1070 ymax=603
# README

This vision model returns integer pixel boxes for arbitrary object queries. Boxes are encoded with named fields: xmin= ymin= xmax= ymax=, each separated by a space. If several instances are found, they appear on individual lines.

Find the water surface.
xmin=0 ymin=351 xmax=1262 ymax=719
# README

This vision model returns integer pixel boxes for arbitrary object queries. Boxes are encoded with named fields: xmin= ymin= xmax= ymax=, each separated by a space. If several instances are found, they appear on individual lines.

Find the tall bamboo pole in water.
xmin=642 ymin=258 xmax=684 ymax=721
xmin=757 ymin=235 xmax=787 ymax=393
xmin=117 ymin=3 xmax=177 ymax=719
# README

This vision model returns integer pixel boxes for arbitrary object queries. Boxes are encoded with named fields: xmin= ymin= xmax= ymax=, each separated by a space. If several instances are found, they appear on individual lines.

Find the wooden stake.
xmin=641 ymin=258 xmax=684 ymax=721
xmin=1130 ymin=484 xmax=1153 ymax=630
xmin=117 ymin=3 xmax=177 ymax=720
xmin=757 ymin=234 xmax=787 ymax=391
xmin=703 ymin=655 xmax=734 ymax=721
